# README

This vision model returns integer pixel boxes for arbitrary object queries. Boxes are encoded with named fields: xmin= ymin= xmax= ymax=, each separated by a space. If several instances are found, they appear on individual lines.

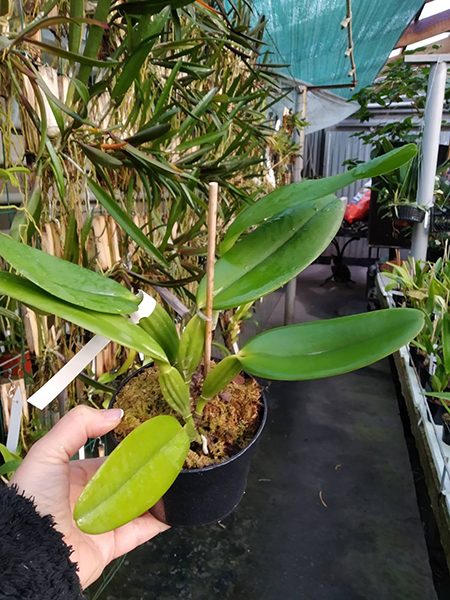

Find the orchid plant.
xmin=0 ymin=144 xmax=424 ymax=534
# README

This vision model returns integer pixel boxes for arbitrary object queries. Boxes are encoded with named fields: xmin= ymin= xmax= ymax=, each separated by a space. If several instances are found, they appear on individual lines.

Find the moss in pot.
xmin=0 ymin=144 xmax=425 ymax=533
xmin=110 ymin=362 xmax=266 ymax=525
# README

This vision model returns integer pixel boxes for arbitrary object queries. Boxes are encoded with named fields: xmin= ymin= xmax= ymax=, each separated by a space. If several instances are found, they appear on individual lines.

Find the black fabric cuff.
xmin=0 ymin=484 xmax=84 ymax=599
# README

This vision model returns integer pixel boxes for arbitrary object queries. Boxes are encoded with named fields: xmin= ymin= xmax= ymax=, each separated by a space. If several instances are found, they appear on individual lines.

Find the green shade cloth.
xmin=252 ymin=0 xmax=425 ymax=97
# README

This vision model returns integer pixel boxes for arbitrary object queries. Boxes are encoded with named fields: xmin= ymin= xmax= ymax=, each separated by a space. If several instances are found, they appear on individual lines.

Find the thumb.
xmin=30 ymin=405 xmax=123 ymax=463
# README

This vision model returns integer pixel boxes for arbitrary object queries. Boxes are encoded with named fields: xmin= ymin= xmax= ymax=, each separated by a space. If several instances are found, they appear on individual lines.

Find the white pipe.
xmin=284 ymin=86 xmax=307 ymax=326
xmin=411 ymin=59 xmax=448 ymax=261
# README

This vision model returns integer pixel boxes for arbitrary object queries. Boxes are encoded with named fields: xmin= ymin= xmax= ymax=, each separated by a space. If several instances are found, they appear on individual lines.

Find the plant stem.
xmin=204 ymin=182 xmax=218 ymax=377
xmin=194 ymin=395 xmax=208 ymax=419
xmin=184 ymin=413 xmax=199 ymax=442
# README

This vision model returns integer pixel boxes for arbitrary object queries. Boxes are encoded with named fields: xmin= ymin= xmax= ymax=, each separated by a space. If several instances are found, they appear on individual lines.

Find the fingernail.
xmin=103 ymin=408 xmax=124 ymax=421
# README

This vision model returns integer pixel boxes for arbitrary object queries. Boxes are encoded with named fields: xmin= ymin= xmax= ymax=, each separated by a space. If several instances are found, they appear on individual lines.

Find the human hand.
xmin=10 ymin=405 xmax=169 ymax=589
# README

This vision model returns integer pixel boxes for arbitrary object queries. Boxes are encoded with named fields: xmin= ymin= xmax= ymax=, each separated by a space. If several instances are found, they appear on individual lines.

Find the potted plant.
xmin=423 ymin=393 xmax=450 ymax=445
xmin=0 ymin=144 xmax=424 ymax=531
xmin=384 ymin=255 xmax=450 ymax=423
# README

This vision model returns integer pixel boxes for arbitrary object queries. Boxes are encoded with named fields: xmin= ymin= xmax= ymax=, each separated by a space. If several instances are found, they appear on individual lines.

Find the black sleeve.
xmin=0 ymin=484 xmax=84 ymax=600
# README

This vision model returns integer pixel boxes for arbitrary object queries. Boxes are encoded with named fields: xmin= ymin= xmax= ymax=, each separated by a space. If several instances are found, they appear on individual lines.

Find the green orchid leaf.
xmin=138 ymin=302 xmax=179 ymax=364
xmin=116 ymin=0 xmax=194 ymax=16
xmin=74 ymin=415 xmax=189 ymax=534
xmin=23 ymin=37 xmax=117 ymax=67
xmin=112 ymin=8 xmax=170 ymax=101
xmin=0 ymin=272 xmax=168 ymax=362
xmin=0 ymin=307 xmax=20 ymax=322
xmin=157 ymin=362 xmax=191 ymax=417
xmin=201 ymin=354 xmax=242 ymax=399
xmin=443 ymin=313 xmax=450 ymax=376
xmin=87 ymin=179 xmax=169 ymax=268
xmin=12 ymin=16 xmax=106 ymax=46
xmin=10 ymin=171 xmax=42 ymax=243
xmin=237 ymin=308 xmax=424 ymax=380
xmin=153 ymin=60 xmax=182 ymax=116
xmin=177 ymin=314 xmax=205 ymax=382
xmin=0 ymin=234 xmax=139 ymax=314
xmin=0 ymin=442 xmax=21 ymax=463
xmin=178 ymin=87 xmax=218 ymax=138
xmin=77 ymin=0 xmax=112 ymax=86
xmin=0 ymin=459 xmax=22 ymax=478
xmin=221 ymin=144 xmax=418 ymax=254
xmin=78 ymin=142 xmax=123 ymax=168
xmin=197 ymin=194 xmax=344 ymax=310
xmin=125 ymin=123 xmax=171 ymax=146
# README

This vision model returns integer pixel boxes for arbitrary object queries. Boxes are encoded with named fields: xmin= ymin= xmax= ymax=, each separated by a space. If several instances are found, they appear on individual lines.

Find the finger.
xmin=29 ymin=406 xmax=123 ymax=463
xmin=111 ymin=512 xmax=170 ymax=560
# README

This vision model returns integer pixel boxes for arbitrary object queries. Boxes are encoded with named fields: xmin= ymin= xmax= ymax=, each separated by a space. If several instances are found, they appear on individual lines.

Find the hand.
xmin=10 ymin=405 xmax=169 ymax=589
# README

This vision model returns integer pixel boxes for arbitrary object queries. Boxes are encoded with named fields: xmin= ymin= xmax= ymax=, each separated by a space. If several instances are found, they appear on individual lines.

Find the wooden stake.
xmin=204 ymin=182 xmax=218 ymax=377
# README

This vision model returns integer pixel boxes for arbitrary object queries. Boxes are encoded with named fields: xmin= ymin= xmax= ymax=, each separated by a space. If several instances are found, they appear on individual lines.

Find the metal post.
xmin=285 ymin=86 xmax=307 ymax=325
xmin=409 ymin=58 xmax=448 ymax=261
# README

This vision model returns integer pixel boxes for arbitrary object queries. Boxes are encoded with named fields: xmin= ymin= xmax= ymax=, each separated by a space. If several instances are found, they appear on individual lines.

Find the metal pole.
xmin=285 ymin=85 xmax=307 ymax=325
xmin=410 ymin=59 xmax=448 ymax=261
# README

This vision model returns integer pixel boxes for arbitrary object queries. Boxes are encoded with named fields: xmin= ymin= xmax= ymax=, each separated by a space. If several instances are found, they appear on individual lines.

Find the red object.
xmin=344 ymin=189 xmax=371 ymax=224
xmin=0 ymin=351 xmax=32 ymax=377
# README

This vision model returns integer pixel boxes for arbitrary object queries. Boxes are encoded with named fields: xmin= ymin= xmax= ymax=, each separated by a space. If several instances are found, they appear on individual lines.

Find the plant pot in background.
xmin=409 ymin=346 xmax=429 ymax=389
xmin=108 ymin=365 xmax=268 ymax=527
xmin=0 ymin=351 xmax=32 ymax=378
xmin=394 ymin=205 xmax=425 ymax=224
xmin=426 ymin=398 xmax=448 ymax=426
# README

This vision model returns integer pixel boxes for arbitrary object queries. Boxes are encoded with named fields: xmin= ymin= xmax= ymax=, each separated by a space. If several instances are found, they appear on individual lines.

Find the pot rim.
xmin=109 ymin=361 xmax=268 ymax=475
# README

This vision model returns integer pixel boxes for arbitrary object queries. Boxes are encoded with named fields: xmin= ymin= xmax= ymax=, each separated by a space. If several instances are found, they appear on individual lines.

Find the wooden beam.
xmin=395 ymin=9 xmax=450 ymax=48
xmin=383 ymin=35 xmax=450 ymax=71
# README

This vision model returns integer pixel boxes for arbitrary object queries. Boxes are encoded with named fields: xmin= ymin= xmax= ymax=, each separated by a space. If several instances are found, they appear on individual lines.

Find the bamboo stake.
xmin=203 ymin=182 xmax=218 ymax=377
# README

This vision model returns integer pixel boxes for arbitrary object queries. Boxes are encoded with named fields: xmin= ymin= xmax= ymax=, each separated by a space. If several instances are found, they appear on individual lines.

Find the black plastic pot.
xmin=395 ymin=205 xmax=425 ymax=223
xmin=427 ymin=398 xmax=448 ymax=425
xmin=443 ymin=420 xmax=450 ymax=446
xmin=409 ymin=347 xmax=429 ymax=389
xmin=108 ymin=363 xmax=268 ymax=526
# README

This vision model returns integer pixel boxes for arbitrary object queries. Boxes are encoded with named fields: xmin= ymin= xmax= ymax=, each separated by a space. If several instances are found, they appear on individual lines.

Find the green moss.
xmin=113 ymin=364 xmax=262 ymax=469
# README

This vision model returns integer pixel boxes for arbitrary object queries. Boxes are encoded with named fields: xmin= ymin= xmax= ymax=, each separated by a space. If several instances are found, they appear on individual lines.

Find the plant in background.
xmin=0 ymin=0 xmax=296 ymax=413
xmin=0 ymin=144 xmax=424 ymax=532
xmin=350 ymin=49 xmax=450 ymax=227
xmin=383 ymin=253 xmax=450 ymax=394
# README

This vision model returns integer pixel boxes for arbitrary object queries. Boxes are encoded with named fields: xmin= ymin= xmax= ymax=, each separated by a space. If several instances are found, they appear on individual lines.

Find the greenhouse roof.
xmin=252 ymin=0 xmax=426 ymax=98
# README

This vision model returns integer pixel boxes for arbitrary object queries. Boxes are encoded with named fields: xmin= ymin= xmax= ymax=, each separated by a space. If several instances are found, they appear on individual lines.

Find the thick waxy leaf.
xmin=10 ymin=174 xmax=42 ymax=243
xmin=78 ymin=142 xmax=123 ymax=168
xmin=197 ymin=194 xmax=344 ymax=310
xmin=74 ymin=416 xmax=189 ymax=533
xmin=0 ymin=234 xmax=139 ymax=314
xmin=221 ymin=144 xmax=418 ymax=254
xmin=157 ymin=362 xmax=191 ymax=417
xmin=138 ymin=302 xmax=179 ymax=364
xmin=202 ymin=355 xmax=242 ymax=399
xmin=125 ymin=123 xmax=171 ymax=146
xmin=0 ymin=272 xmax=168 ymax=361
xmin=237 ymin=308 xmax=424 ymax=380
xmin=87 ymin=179 xmax=169 ymax=268
xmin=177 ymin=314 xmax=205 ymax=382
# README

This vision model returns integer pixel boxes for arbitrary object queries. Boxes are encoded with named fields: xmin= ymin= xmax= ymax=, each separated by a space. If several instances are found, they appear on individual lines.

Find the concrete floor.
xmin=96 ymin=265 xmax=439 ymax=600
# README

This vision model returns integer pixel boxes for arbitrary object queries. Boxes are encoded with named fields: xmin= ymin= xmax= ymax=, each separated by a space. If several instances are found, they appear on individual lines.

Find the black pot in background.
xmin=427 ymin=398 xmax=448 ymax=426
xmin=395 ymin=205 xmax=425 ymax=223
xmin=443 ymin=420 xmax=450 ymax=446
xmin=108 ymin=363 xmax=268 ymax=527
xmin=409 ymin=346 xmax=430 ymax=389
